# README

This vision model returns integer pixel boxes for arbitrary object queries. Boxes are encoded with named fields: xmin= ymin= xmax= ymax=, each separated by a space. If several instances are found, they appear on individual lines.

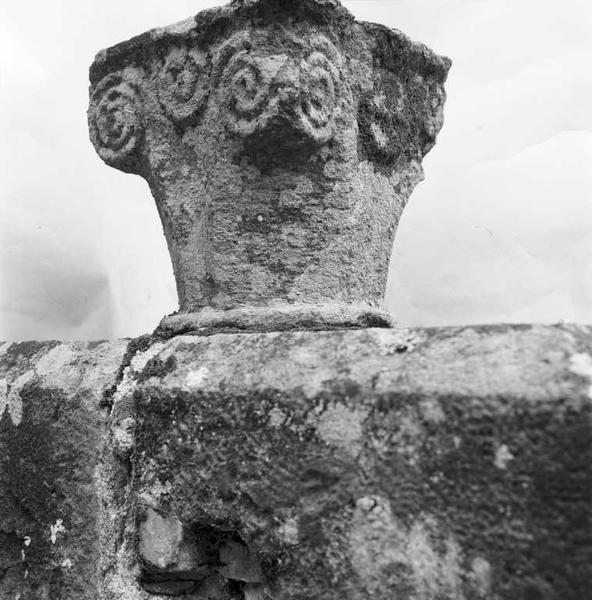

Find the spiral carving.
xmin=222 ymin=51 xmax=288 ymax=136
xmin=157 ymin=46 xmax=210 ymax=124
xmin=89 ymin=74 xmax=143 ymax=167
xmin=217 ymin=34 xmax=343 ymax=146
xmin=297 ymin=50 xmax=340 ymax=143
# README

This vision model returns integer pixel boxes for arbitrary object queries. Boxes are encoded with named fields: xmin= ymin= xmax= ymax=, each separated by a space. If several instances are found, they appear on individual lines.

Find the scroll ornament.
xmin=157 ymin=46 xmax=211 ymax=124
xmin=88 ymin=74 xmax=144 ymax=169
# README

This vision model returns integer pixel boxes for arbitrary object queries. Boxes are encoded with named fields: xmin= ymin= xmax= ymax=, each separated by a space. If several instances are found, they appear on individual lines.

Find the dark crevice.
xmin=140 ymin=524 xmax=264 ymax=598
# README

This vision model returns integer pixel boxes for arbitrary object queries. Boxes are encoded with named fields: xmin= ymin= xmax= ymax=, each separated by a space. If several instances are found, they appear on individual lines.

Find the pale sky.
xmin=1 ymin=0 xmax=591 ymax=341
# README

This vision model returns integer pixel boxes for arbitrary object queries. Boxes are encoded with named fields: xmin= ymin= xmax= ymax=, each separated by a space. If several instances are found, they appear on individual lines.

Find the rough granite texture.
xmin=90 ymin=324 xmax=591 ymax=599
xmin=88 ymin=0 xmax=450 ymax=327
xmin=0 ymin=339 xmax=127 ymax=599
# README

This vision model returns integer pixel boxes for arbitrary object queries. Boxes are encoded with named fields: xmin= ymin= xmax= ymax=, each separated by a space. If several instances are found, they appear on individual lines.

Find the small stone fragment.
xmin=356 ymin=496 xmax=376 ymax=512
xmin=218 ymin=540 xmax=263 ymax=583
xmin=139 ymin=508 xmax=183 ymax=569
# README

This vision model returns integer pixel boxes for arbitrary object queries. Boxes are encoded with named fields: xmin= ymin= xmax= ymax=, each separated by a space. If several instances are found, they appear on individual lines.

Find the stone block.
xmin=103 ymin=324 xmax=592 ymax=599
xmin=0 ymin=340 xmax=127 ymax=599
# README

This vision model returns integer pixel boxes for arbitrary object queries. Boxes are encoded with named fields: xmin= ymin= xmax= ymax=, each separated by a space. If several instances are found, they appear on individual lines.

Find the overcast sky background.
xmin=1 ymin=0 xmax=591 ymax=341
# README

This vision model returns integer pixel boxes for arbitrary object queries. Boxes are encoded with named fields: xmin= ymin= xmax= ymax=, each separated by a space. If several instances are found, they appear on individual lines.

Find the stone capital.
xmin=88 ymin=0 xmax=450 ymax=332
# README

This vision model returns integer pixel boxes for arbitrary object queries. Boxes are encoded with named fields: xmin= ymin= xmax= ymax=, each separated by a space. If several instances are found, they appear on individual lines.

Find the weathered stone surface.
xmin=0 ymin=340 xmax=127 ymax=599
xmin=88 ymin=0 xmax=450 ymax=330
xmin=101 ymin=324 xmax=592 ymax=599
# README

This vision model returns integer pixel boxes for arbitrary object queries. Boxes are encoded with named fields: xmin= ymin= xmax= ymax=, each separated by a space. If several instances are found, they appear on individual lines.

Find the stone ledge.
xmin=133 ymin=323 xmax=592 ymax=404
xmin=104 ymin=324 xmax=592 ymax=599
xmin=2 ymin=325 xmax=591 ymax=598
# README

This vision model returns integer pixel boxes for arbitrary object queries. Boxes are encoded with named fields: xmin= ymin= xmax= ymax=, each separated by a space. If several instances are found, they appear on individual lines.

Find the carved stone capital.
xmin=88 ymin=0 xmax=451 ymax=332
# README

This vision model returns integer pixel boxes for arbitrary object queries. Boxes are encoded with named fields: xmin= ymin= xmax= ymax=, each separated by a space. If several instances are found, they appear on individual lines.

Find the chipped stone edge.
xmin=156 ymin=304 xmax=395 ymax=337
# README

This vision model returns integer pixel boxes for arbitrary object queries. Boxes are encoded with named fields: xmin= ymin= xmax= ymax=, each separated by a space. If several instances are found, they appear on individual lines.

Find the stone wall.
xmin=1 ymin=325 xmax=591 ymax=598
xmin=0 ymin=340 xmax=126 ymax=599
